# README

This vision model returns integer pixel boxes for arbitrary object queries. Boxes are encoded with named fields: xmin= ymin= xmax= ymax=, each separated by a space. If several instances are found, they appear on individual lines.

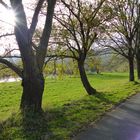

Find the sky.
xmin=0 ymin=0 xmax=37 ymax=55
xmin=0 ymin=0 xmax=100 ymax=56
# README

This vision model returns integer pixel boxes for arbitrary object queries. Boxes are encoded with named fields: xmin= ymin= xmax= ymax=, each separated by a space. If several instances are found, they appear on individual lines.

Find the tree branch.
xmin=29 ymin=0 xmax=45 ymax=40
xmin=37 ymin=0 xmax=56 ymax=71
xmin=0 ymin=33 xmax=14 ymax=38
xmin=0 ymin=0 xmax=9 ymax=9
xmin=0 ymin=58 xmax=22 ymax=77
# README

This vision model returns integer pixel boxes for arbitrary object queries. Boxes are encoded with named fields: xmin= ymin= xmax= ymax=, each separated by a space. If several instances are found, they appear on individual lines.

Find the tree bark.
xmin=128 ymin=57 xmax=135 ymax=81
xmin=78 ymin=61 xmax=96 ymax=95
xmin=136 ymin=48 xmax=140 ymax=79
xmin=53 ymin=59 xmax=57 ymax=75
xmin=136 ymin=56 xmax=140 ymax=80
xmin=20 ymin=72 xmax=44 ymax=111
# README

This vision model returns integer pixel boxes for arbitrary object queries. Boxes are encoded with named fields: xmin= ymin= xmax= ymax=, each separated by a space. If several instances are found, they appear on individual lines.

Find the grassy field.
xmin=0 ymin=72 xmax=140 ymax=139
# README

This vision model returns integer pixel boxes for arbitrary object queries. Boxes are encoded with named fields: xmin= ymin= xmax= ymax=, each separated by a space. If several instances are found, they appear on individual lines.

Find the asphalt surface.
xmin=73 ymin=93 xmax=140 ymax=140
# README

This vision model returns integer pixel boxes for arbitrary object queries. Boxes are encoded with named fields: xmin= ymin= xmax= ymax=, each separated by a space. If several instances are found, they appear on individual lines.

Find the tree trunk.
xmin=9 ymin=0 xmax=56 ymax=113
xmin=53 ymin=59 xmax=57 ymax=76
xmin=96 ymin=66 xmax=100 ymax=74
xmin=136 ymin=48 xmax=140 ymax=79
xmin=20 ymin=73 xmax=44 ymax=112
xmin=78 ymin=61 xmax=96 ymax=95
xmin=128 ymin=57 xmax=135 ymax=81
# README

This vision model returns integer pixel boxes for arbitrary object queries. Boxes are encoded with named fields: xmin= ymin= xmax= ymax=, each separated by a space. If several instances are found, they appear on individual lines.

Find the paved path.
xmin=74 ymin=93 xmax=140 ymax=140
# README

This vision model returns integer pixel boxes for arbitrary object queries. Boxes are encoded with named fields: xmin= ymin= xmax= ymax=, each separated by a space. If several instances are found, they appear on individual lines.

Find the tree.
xmin=49 ymin=0 xmax=109 ymax=95
xmin=106 ymin=55 xmax=129 ymax=72
xmin=100 ymin=0 xmax=139 ymax=81
xmin=0 ymin=0 xmax=56 ymax=111
xmin=135 ymin=4 xmax=140 ymax=79
xmin=86 ymin=55 xmax=102 ymax=74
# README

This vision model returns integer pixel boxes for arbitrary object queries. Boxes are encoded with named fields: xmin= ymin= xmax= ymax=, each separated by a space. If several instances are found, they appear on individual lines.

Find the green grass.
xmin=0 ymin=72 xmax=140 ymax=140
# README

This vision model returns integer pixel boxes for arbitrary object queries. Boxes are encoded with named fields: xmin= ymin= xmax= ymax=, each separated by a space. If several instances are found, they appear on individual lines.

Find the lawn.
xmin=0 ymin=72 xmax=140 ymax=140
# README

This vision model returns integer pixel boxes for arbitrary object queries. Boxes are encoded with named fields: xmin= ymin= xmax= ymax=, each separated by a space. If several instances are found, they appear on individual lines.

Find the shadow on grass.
xmin=0 ymin=111 xmax=51 ymax=140
xmin=0 ymin=90 xmax=128 ymax=140
xmin=94 ymin=92 xmax=117 ymax=105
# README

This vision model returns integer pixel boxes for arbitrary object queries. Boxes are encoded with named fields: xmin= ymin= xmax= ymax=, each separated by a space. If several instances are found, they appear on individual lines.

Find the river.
xmin=0 ymin=77 xmax=21 ymax=83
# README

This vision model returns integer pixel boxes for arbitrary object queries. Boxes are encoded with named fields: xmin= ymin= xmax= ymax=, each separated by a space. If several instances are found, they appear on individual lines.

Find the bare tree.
xmin=100 ymin=0 xmax=139 ymax=81
xmin=0 ymin=0 xmax=56 ymax=111
xmin=48 ymin=0 xmax=109 ymax=95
